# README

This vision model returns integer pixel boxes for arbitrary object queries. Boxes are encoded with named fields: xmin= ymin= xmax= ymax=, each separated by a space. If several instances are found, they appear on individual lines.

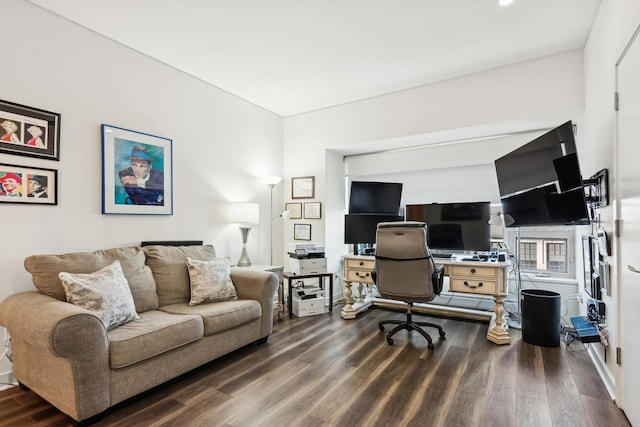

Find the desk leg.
xmin=328 ymin=276 xmax=333 ymax=313
xmin=487 ymin=295 xmax=511 ymax=344
xmin=288 ymin=278 xmax=294 ymax=319
xmin=341 ymin=280 xmax=357 ymax=319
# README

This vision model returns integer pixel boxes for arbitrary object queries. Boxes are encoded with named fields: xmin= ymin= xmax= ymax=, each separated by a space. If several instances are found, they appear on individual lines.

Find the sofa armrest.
xmin=230 ymin=270 xmax=278 ymax=337
xmin=0 ymin=292 xmax=111 ymax=421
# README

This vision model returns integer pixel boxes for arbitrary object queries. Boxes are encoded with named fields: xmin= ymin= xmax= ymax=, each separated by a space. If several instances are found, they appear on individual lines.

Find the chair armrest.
xmin=0 ymin=292 xmax=110 ymax=421
xmin=432 ymin=264 xmax=445 ymax=295
xmin=230 ymin=270 xmax=278 ymax=336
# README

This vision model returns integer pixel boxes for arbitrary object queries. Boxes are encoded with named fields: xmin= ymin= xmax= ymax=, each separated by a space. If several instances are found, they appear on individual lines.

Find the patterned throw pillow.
xmin=186 ymin=257 xmax=238 ymax=305
xmin=59 ymin=260 xmax=140 ymax=330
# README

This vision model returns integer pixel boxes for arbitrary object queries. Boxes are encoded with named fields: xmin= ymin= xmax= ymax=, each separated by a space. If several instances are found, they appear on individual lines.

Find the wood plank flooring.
xmin=0 ymin=307 xmax=631 ymax=427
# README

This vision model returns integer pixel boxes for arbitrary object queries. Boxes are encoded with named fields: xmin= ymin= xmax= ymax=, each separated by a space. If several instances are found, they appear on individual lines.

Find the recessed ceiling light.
xmin=499 ymin=0 xmax=514 ymax=5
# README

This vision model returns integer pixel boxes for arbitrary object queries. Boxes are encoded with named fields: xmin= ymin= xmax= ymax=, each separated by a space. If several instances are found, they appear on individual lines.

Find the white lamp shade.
xmin=281 ymin=210 xmax=291 ymax=220
xmin=264 ymin=176 xmax=282 ymax=186
xmin=231 ymin=202 xmax=260 ymax=224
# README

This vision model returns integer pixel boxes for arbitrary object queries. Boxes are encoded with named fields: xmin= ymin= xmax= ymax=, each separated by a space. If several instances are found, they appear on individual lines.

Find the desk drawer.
xmin=449 ymin=265 xmax=497 ymax=279
xmin=346 ymin=258 xmax=375 ymax=270
xmin=345 ymin=269 xmax=374 ymax=284
xmin=450 ymin=278 xmax=497 ymax=295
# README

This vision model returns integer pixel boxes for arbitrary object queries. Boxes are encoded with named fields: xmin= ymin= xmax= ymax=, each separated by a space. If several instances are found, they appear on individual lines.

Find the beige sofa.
xmin=0 ymin=244 xmax=278 ymax=424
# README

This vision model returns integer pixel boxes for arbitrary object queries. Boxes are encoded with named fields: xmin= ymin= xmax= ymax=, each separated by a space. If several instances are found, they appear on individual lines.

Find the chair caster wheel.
xmin=379 ymin=324 xmax=385 ymax=332
xmin=387 ymin=337 xmax=394 ymax=345
xmin=440 ymin=331 xmax=446 ymax=338
xmin=428 ymin=342 xmax=435 ymax=350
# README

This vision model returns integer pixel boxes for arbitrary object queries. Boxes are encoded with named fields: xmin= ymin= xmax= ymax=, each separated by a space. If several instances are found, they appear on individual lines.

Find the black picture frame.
xmin=582 ymin=235 xmax=593 ymax=297
xmin=0 ymin=162 xmax=57 ymax=205
xmin=0 ymin=99 xmax=61 ymax=160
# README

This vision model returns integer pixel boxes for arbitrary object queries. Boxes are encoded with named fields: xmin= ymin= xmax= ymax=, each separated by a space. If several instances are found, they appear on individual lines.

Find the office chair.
xmin=373 ymin=221 xmax=446 ymax=349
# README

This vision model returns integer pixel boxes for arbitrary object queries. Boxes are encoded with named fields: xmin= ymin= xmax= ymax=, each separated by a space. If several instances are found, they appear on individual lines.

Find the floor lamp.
xmin=264 ymin=176 xmax=282 ymax=265
xmin=488 ymin=212 xmax=521 ymax=329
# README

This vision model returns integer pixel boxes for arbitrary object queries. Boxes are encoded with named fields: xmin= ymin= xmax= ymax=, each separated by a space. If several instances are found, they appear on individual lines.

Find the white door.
xmin=616 ymin=23 xmax=640 ymax=427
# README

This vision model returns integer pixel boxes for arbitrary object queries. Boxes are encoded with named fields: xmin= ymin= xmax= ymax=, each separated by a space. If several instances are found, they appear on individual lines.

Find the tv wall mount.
xmin=583 ymin=168 xmax=609 ymax=208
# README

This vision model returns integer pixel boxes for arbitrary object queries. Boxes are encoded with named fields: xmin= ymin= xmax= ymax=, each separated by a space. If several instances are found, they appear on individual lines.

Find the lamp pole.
xmin=264 ymin=176 xmax=282 ymax=265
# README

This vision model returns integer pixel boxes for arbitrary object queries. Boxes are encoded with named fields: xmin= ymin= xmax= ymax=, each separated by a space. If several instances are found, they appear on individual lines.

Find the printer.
xmin=288 ymin=243 xmax=327 ymax=274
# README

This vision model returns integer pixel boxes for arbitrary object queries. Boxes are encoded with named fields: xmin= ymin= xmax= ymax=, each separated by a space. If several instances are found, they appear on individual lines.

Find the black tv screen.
xmin=344 ymin=214 xmax=404 ymax=244
xmin=405 ymin=202 xmax=491 ymax=252
xmin=348 ymin=181 xmax=403 ymax=215
xmin=494 ymin=121 xmax=590 ymax=227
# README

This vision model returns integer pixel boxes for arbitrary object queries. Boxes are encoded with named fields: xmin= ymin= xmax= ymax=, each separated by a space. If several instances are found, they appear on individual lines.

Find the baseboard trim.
xmin=587 ymin=344 xmax=617 ymax=403
xmin=0 ymin=369 xmax=16 ymax=391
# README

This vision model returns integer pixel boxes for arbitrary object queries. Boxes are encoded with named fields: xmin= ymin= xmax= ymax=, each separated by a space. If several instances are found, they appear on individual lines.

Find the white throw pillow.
xmin=186 ymin=257 xmax=238 ymax=305
xmin=59 ymin=260 xmax=140 ymax=330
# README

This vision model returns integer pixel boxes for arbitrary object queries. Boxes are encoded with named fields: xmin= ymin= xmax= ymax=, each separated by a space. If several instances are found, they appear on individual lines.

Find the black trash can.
xmin=521 ymin=289 xmax=561 ymax=347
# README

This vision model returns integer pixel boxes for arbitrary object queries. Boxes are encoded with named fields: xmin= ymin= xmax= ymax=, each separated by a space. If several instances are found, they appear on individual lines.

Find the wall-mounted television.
xmin=494 ymin=121 xmax=590 ymax=227
xmin=405 ymin=202 xmax=491 ymax=255
xmin=348 ymin=181 xmax=403 ymax=215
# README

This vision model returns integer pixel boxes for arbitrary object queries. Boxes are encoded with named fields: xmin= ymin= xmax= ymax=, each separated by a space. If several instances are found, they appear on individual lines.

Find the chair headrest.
xmin=377 ymin=221 xmax=425 ymax=229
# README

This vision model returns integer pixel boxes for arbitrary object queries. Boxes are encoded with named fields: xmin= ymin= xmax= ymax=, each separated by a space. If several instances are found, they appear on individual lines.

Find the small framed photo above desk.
xmin=291 ymin=176 xmax=314 ymax=199
xmin=304 ymin=202 xmax=321 ymax=219
xmin=294 ymin=223 xmax=311 ymax=240
xmin=285 ymin=202 xmax=302 ymax=219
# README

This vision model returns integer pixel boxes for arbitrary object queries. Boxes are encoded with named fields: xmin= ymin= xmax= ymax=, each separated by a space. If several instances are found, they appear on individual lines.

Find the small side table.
xmin=284 ymin=272 xmax=333 ymax=319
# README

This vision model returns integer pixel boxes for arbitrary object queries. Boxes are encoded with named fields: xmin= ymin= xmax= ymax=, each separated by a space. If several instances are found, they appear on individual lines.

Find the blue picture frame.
xmin=101 ymin=124 xmax=173 ymax=215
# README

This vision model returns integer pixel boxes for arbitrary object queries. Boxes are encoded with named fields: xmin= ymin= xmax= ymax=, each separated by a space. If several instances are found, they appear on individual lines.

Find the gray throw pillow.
xmin=186 ymin=257 xmax=238 ymax=305
xmin=59 ymin=260 xmax=140 ymax=330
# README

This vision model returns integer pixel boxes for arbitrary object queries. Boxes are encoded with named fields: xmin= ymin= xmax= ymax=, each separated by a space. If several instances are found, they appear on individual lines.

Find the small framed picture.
xmin=101 ymin=124 xmax=173 ymax=215
xmin=291 ymin=176 xmax=315 ymax=199
xmin=285 ymin=202 xmax=302 ymax=219
xmin=304 ymin=202 xmax=321 ymax=219
xmin=0 ymin=99 xmax=61 ymax=160
xmin=294 ymin=223 xmax=312 ymax=241
xmin=582 ymin=235 xmax=592 ymax=296
xmin=0 ymin=163 xmax=57 ymax=205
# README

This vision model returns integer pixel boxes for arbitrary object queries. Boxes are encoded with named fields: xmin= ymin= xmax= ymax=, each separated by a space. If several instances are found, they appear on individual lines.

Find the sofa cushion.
xmin=187 ymin=257 xmax=237 ymax=305
xmin=160 ymin=299 xmax=261 ymax=336
xmin=59 ymin=260 xmax=140 ymax=331
xmin=24 ymin=246 xmax=159 ymax=313
xmin=143 ymin=245 xmax=216 ymax=306
xmin=108 ymin=310 xmax=204 ymax=369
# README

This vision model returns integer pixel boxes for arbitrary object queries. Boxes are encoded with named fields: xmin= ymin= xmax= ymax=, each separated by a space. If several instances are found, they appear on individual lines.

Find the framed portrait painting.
xmin=0 ymin=163 xmax=57 ymax=205
xmin=101 ymin=124 xmax=173 ymax=215
xmin=0 ymin=99 xmax=60 ymax=160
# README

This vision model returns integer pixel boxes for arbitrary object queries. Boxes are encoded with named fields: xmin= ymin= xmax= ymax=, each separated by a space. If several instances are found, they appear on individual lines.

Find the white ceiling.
xmin=28 ymin=0 xmax=601 ymax=118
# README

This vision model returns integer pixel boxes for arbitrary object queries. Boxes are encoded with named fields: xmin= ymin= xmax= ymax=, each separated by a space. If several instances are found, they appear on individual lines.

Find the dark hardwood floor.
xmin=0 ymin=307 xmax=631 ymax=426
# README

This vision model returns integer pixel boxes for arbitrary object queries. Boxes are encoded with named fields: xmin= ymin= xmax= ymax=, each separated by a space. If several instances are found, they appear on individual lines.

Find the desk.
xmin=284 ymin=272 xmax=333 ymax=319
xmin=341 ymin=255 xmax=511 ymax=345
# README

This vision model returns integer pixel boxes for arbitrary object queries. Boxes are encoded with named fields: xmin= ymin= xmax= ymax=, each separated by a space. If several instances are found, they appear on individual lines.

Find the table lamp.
xmin=231 ymin=202 xmax=260 ymax=266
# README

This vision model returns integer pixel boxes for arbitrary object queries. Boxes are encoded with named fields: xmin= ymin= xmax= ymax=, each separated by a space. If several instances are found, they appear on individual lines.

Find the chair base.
xmin=378 ymin=304 xmax=445 ymax=349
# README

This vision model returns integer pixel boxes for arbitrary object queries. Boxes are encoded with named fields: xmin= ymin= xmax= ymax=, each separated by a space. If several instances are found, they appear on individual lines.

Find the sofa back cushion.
xmin=24 ymin=246 xmax=159 ymax=313
xmin=142 ymin=244 xmax=216 ymax=306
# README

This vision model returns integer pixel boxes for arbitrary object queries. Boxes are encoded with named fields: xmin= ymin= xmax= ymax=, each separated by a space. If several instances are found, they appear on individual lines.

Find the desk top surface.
xmin=342 ymin=254 xmax=509 ymax=268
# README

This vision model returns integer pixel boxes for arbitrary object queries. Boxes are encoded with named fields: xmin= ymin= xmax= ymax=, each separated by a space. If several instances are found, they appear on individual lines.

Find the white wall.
xmin=0 ymin=0 xmax=283 ymax=378
xmin=582 ymin=0 xmax=640 ymax=401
